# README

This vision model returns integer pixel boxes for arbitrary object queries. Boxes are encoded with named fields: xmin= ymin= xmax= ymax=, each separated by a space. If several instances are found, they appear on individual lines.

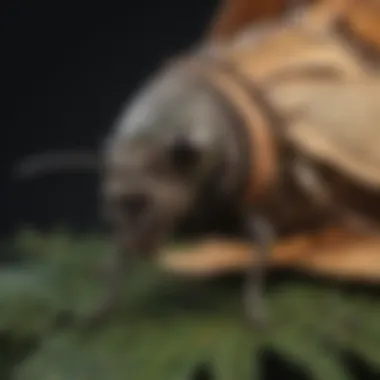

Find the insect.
xmin=13 ymin=0 xmax=380 ymax=327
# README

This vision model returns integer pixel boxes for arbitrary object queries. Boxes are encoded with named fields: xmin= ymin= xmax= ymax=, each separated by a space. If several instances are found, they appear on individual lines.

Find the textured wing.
xmin=157 ymin=227 xmax=380 ymax=282
xmin=205 ymin=0 xmax=291 ymax=42
xmin=271 ymin=80 xmax=380 ymax=190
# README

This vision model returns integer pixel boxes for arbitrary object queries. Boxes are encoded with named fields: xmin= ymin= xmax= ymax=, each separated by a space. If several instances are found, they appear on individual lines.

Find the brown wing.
xmin=205 ymin=0 xmax=292 ymax=42
xmin=273 ymin=81 xmax=380 ymax=190
xmin=157 ymin=227 xmax=380 ymax=282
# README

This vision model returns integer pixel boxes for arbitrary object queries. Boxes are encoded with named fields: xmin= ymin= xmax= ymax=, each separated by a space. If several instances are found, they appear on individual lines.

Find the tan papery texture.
xmin=158 ymin=0 xmax=380 ymax=280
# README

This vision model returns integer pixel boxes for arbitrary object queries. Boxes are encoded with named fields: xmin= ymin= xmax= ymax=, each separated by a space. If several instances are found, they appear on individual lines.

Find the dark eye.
xmin=120 ymin=192 xmax=149 ymax=220
xmin=169 ymin=136 xmax=200 ymax=172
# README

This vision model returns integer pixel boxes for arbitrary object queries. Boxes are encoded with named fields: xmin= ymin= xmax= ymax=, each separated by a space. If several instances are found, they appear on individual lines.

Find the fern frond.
xmin=3 ymin=230 xmax=380 ymax=380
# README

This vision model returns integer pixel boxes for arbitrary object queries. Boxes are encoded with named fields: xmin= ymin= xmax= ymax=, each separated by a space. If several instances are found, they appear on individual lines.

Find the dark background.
xmin=1 ymin=0 xmax=218 ymax=237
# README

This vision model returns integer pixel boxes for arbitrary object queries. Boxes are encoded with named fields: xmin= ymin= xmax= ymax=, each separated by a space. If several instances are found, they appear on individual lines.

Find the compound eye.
xmin=120 ymin=192 xmax=150 ymax=220
xmin=168 ymin=135 xmax=201 ymax=173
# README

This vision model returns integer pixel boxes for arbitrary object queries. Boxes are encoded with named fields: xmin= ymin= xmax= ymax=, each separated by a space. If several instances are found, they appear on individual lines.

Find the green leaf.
xmin=0 ymin=266 xmax=57 ymax=336
xmin=4 ymin=230 xmax=380 ymax=379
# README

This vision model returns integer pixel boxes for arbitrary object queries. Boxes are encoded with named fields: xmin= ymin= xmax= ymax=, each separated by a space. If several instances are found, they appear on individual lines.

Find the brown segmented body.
xmin=199 ymin=0 xmax=380 ymax=203
xmin=158 ymin=0 xmax=380 ymax=280
xmin=153 ymin=0 xmax=380 ymax=241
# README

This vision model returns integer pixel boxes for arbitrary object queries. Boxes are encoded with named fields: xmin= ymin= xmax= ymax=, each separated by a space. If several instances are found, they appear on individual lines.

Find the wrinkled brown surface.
xmin=159 ymin=1 xmax=380 ymax=283
xmin=157 ymin=227 xmax=380 ymax=282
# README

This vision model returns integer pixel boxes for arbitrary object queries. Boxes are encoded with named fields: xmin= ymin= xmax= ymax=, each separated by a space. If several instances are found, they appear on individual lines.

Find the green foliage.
xmin=1 ymin=230 xmax=380 ymax=379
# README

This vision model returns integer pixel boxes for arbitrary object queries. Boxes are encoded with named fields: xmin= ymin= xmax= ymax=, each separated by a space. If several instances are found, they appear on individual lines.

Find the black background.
xmin=1 ymin=0 xmax=218 ymax=236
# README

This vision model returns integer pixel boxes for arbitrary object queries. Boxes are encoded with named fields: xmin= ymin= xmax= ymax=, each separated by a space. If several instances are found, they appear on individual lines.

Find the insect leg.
xmin=81 ymin=247 xmax=127 ymax=329
xmin=243 ymin=214 xmax=275 ymax=327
